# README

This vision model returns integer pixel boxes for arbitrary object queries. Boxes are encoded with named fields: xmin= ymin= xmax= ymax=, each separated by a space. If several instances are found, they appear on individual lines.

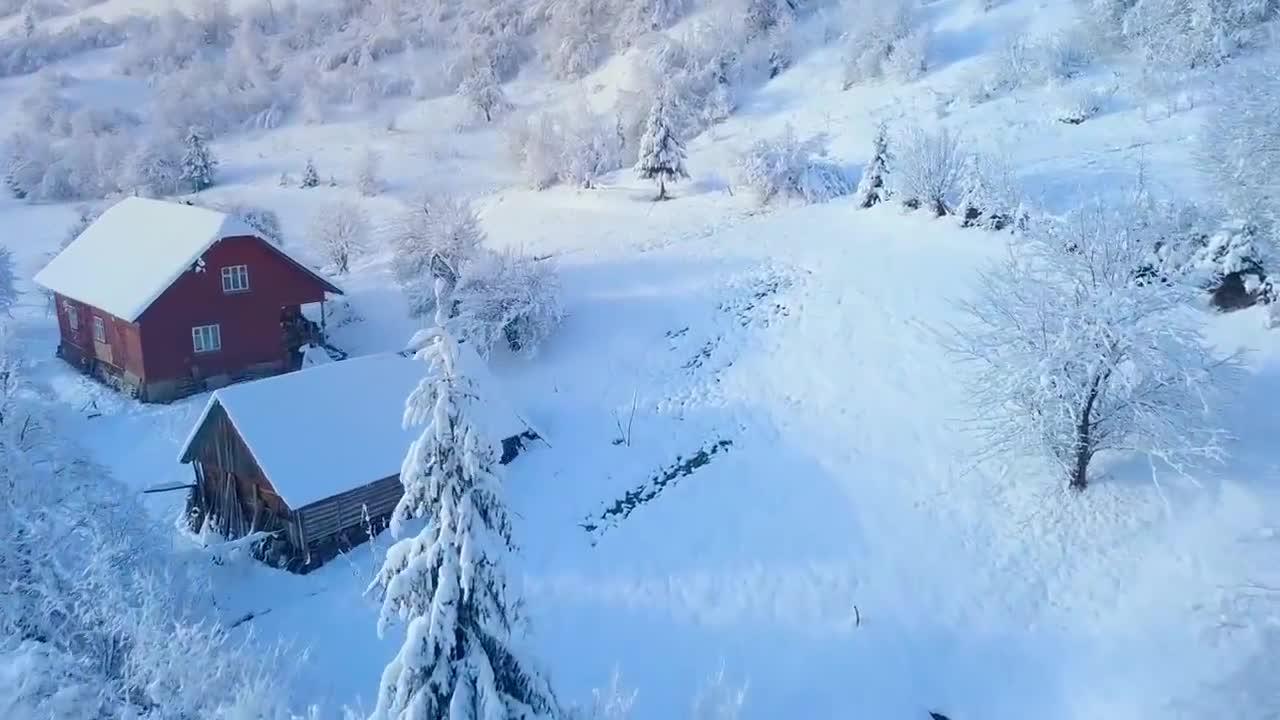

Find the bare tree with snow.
xmin=891 ymin=124 xmax=966 ymax=216
xmin=391 ymin=194 xmax=485 ymax=317
xmin=950 ymin=198 xmax=1241 ymax=491
xmin=458 ymin=62 xmax=511 ymax=123
xmin=311 ymin=201 xmax=368 ymax=275
xmin=126 ymin=134 xmax=186 ymax=197
xmin=454 ymin=249 xmax=565 ymax=358
xmin=368 ymin=278 xmax=557 ymax=720
xmin=635 ymin=91 xmax=688 ymax=201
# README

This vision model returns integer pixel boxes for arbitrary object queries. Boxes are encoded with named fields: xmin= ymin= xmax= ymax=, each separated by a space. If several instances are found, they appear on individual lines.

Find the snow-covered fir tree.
xmin=956 ymin=152 xmax=1023 ymax=231
xmin=635 ymin=92 xmax=688 ymax=201
xmin=301 ymin=158 xmax=320 ymax=188
xmin=368 ymin=277 xmax=557 ymax=720
xmin=854 ymin=123 xmax=891 ymax=208
xmin=950 ymin=198 xmax=1241 ymax=491
xmin=180 ymin=126 xmax=217 ymax=192
xmin=357 ymin=147 xmax=383 ymax=197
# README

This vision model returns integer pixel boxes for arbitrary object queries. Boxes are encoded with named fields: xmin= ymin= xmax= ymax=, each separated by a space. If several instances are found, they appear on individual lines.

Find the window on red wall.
xmin=63 ymin=302 xmax=79 ymax=331
xmin=192 ymin=324 xmax=222 ymax=353
xmin=221 ymin=265 xmax=250 ymax=293
xmin=92 ymin=316 xmax=106 ymax=343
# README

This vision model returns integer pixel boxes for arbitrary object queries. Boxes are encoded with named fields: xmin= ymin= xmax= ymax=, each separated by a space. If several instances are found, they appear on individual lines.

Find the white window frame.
xmin=92 ymin=316 xmax=106 ymax=344
xmin=192 ymin=324 xmax=222 ymax=354
xmin=63 ymin=302 xmax=79 ymax=331
xmin=221 ymin=265 xmax=250 ymax=293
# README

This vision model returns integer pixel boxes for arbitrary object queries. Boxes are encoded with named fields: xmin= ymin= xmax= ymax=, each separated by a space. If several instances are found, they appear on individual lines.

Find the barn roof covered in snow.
xmin=177 ymin=350 xmax=534 ymax=509
xmin=33 ymin=197 xmax=341 ymax=322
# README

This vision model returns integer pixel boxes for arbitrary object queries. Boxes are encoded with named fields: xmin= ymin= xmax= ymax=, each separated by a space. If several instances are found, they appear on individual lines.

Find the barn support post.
xmin=319 ymin=300 xmax=327 ymax=344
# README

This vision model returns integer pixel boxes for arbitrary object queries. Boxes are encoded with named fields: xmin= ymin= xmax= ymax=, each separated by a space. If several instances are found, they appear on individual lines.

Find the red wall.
xmin=137 ymin=236 xmax=331 ymax=382
xmin=53 ymin=293 xmax=145 ymax=379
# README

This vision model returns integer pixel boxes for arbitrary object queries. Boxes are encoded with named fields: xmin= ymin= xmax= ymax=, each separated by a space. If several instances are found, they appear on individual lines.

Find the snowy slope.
xmin=3 ymin=0 xmax=1280 ymax=718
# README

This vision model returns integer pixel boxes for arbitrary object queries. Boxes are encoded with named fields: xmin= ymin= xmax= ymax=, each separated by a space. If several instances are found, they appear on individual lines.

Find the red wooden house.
xmin=34 ymin=197 xmax=343 ymax=402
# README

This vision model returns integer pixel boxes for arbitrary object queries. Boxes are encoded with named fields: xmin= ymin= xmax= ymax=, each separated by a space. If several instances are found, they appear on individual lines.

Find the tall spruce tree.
xmin=368 ymin=277 xmax=556 ymax=720
xmin=180 ymin=127 xmax=217 ymax=193
xmin=855 ymin=123 xmax=891 ymax=208
xmin=635 ymin=92 xmax=688 ymax=201
xmin=301 ymin=159 xmax=320 ymax=189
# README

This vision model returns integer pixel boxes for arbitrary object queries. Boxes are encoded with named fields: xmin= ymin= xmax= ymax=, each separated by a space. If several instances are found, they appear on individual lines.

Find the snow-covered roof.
xmin=177 ymin=350 xmax=533 ymax=510
xmin=33 ymin=197 xmax=336 ymax=322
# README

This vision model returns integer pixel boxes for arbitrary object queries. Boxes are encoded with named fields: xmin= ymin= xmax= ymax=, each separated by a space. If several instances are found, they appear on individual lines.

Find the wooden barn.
xmin=33 ymin=197 xmax=343 ymax=402
xmin=177 ymin=351 xmax=538 ymax=572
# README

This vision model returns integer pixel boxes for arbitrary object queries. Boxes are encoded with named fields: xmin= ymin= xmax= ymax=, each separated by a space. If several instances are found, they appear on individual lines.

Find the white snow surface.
xmin=178 ymin=350 xmax=532 ymax=509
xmin=33 ymin=197 xmax=259 ymax=321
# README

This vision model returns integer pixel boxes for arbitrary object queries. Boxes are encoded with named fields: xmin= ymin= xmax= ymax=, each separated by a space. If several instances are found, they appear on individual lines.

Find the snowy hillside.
xmin=3 ymin=0 xmax=1280 ymax=719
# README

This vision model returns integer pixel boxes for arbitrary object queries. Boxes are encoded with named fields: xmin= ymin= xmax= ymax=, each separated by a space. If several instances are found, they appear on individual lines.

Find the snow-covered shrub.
xmin=1038 ymin=27 xmax=1096 ymax=80
xmin=126 ymin=134 xmax=185 ymax=197
xmin=2 ymin=132 xmax=50 ymax=199
xmin=1054 ymin=83 xmax=1110 ymax=124
xmin=841 ymin=0 xmax=919 ymax=87
xmin=455 ymin=249 xmax=565 ymax=358
xmin=542 ymin=0 xmax=610 ymax=79
xmin=1148 ymin=214 xmax=1275 ymax=311
xmin=207 ymin=202 xmax=284 ymax=246
xmin=0 ymin=16 xmax=129 ymax=77
xmin=1076 ymin=0 xmax=1276 ymax=71
xmin=392 ymin=195 xmax=485 ymax=317
xmin=950 ymin=198 xmax=1241 ymax=490
xmin=734 ymin=125 xmax=853 ymax=205
xmin=891 ymin=124 xmax=967 ymax=216
xmin=0 ymin=352 xmax=310 ymax=719
xmin=956 ymin=152 xmax=1026 ymax=231
xmin=968 ymin=30 xmax=1095 ymax=103
xmin=311 ymin=201 xmax=369 ymax=275
xmin=615 ymin=0 xmax=691 ymax=49
xmin=691 ymin=667 xmax=749 ymax=720
xmin=509 ymin=104 xmax=625 ymax=189
xmin=884 ymin=28 xmax=930 ymax=81
xmin=571 ymin=669 xmax=638 ymax=720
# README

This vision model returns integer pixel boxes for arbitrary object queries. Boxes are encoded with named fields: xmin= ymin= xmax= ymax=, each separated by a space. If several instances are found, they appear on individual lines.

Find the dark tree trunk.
xmin=656 ymin=176 xmax=667 ymax=201
xmin=1070 ymin=372 xmax=1105 ymax=491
